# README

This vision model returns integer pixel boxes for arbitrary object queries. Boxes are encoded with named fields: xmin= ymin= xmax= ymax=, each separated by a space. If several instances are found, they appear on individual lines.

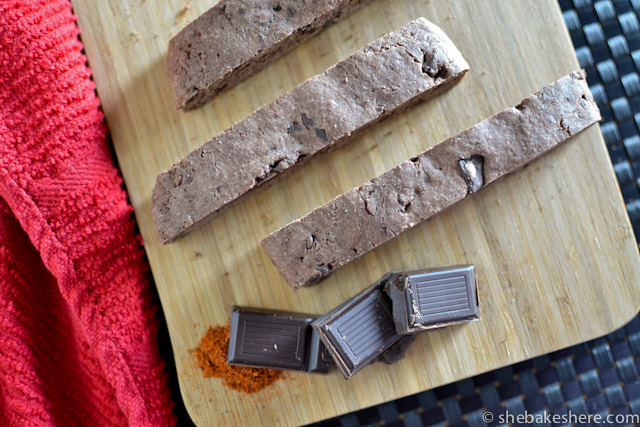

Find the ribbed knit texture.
xmin=0 ymin=1 xmax=175 ymax=425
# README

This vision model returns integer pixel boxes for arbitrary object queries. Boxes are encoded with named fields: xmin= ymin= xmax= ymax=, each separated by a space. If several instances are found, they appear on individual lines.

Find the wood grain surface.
xmin=72 ymin=0 xmax=640 ymax=425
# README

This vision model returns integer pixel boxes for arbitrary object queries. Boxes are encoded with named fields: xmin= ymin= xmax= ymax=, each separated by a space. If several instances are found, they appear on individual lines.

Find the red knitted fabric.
xmin=0 ymin=1 xmax=175 ymax=425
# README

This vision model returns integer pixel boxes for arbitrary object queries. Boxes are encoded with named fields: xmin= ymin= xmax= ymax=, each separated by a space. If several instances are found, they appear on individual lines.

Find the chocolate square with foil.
xmin=311 ymin=278 xmax=406 ymax=379
xmin=227 ymin=307 xmax=332 ymax=373
xmin=384 ymin=265 xmax=480 ymax=334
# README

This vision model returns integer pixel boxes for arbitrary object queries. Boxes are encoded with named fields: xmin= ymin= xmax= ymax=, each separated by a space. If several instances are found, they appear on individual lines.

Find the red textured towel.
xmin=0 ymin=1 xmax=175 ymax=425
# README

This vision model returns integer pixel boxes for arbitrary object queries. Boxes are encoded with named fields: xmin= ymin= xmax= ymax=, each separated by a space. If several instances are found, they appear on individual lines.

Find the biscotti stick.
xmin=153 ymin=18 xmax=469 ymax=244
xmin=261 ymin=71 xmax=601 ymax=289
xmin=168 ymin=0 xmax=373 ymax=110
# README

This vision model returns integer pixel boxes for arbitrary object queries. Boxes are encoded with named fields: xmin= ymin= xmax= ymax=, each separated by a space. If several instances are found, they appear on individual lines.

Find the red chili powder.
xmin=192 ymin=325 xmax=283 ymax=394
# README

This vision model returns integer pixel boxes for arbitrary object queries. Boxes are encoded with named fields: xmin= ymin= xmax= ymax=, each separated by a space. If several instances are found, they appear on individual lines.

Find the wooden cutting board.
xmin=72 ymin=0 xmax=640 ymax=425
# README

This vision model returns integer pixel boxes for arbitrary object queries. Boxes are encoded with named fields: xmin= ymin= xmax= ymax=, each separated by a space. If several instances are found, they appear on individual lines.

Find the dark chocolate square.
xmin=227 ymin=306 xmax=331 ymax=373
xmin=384 ymin=265 xmax=480 ymax=334
xmin=311 ymin=281 xmax=404 ymax=379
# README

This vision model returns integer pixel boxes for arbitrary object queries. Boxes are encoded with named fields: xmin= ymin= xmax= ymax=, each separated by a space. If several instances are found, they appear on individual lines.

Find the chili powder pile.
xmin=192 ymin=325 xmax=283 ymax=393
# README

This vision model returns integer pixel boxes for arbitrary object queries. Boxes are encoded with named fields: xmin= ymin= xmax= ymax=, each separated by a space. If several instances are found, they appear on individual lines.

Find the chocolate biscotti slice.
xmin=153 ymin=18 xmax=469 ymax=244
xmin=261 ymin=71 xmax=601 ymax=289
xmin=168 ymin=0 xmax=371 ymax=110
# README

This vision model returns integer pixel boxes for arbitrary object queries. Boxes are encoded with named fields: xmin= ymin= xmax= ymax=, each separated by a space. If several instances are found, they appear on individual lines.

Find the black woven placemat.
xmin=309 ymin=1 xmax=640 ymax=426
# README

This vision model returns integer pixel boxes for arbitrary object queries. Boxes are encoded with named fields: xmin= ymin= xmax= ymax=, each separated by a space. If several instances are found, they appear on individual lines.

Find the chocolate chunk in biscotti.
xmin=153 ymin=18 xmax=470 ymax=244
xmin=261 ymin=71 xmax=601 ymax=289
xmin=168 ymin=0 xmax=372 ymax=110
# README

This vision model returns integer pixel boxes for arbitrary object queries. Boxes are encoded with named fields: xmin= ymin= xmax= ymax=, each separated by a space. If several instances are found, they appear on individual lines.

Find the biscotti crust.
xmin=153 ymin=18 xmax=470 ymax=244
xmin=261 ymin=71 xmax=601 ymax=289
xmin=168 ymin=0 xmax=371 ymax=110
